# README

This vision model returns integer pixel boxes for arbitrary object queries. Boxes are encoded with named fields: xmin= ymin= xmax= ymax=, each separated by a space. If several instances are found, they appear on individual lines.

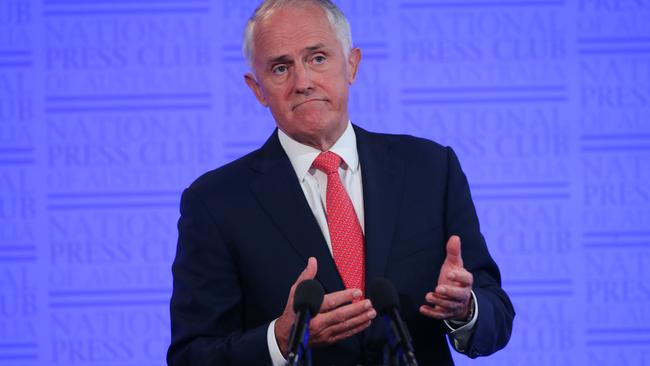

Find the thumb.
xmin=278 ymin=258 xmax=319 ymax=355
xmin=290 ymin=257 xmax=318 ymax=299
xmin=445 ymin=235 xmax=463 ymax=267
xmin=298 ymin=257 xmax=318 ymax=282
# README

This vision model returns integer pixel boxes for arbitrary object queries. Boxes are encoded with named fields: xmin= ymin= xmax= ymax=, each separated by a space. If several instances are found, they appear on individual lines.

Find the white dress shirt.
xmin=266 ymin=122 xmax=477 ymax=365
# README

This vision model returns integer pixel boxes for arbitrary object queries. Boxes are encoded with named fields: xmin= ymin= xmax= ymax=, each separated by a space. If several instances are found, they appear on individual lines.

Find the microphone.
xmin=287 ymin=279 xmax=324 ymax=366
xmin=368 ymin=278 xmax=418 ymax=366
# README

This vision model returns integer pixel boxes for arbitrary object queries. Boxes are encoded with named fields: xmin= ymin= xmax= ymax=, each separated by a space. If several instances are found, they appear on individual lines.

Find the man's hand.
xmin=275 ymin=257 xmax=376 ymax=357
xmin=419 ymin=235 xmax=474 ymax=321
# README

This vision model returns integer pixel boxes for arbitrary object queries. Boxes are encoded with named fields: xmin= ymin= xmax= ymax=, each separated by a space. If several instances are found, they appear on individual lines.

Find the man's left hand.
xmin=419 ymin=235 xmax=473 ymax=321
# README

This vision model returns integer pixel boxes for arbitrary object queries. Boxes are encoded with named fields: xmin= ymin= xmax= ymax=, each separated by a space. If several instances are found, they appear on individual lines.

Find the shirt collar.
xmin=278 ymin=121 xmax=359 ymax=181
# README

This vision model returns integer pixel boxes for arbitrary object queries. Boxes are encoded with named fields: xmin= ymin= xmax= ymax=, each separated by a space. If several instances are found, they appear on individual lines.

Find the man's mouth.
xmin=293 ymin=99 xmax=325 ymax=110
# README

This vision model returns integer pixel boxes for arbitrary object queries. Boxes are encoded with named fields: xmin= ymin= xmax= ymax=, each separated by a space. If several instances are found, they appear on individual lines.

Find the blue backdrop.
xmin=1 ymin=0 xmax=649 ymax=365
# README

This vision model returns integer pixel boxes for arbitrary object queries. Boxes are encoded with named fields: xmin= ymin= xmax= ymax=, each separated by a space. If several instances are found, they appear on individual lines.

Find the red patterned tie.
xmin=312 ymin=151 xmax=365 ymax=295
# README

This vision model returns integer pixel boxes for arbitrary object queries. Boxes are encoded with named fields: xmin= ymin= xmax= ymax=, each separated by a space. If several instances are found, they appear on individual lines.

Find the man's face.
xmin=244 ymin=4 xmax=361 ymax=149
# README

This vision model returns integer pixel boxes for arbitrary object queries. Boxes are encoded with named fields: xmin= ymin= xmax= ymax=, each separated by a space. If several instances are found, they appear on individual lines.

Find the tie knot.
xmin=312 ymin=151 xmax=341 ymax=175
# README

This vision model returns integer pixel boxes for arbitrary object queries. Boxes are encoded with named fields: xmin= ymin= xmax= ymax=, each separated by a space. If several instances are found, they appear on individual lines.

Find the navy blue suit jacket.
xmin=167 ymin=125 xmax=514 ymax=365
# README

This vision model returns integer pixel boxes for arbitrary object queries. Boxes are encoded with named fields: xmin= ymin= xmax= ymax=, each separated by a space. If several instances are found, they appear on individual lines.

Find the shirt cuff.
xmin=443 ymin=290 xmax=478 ymax=353
xmin=267 ymin=319 xmax=288 ymax=366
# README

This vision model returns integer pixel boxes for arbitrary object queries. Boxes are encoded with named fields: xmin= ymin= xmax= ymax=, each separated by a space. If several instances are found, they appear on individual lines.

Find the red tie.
xmin=312 ymin=151 xmax=365 ymax=295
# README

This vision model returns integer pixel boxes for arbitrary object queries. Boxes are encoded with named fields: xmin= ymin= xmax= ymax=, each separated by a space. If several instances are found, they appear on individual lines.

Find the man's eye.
xmin=313 ymin=55 xmax=326 ymax=64
xmin=272 ymin=65 xmax=288 ymax=74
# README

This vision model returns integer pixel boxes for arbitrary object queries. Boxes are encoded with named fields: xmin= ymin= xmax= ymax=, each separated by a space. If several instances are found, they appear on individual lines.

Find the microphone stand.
xmin=382 ymin=312 xmax=398 ymax=366
xmin=287 ymin=313 xmax=313 ymax=366
xmin=381 ymin=312 xmax=418 ymax=366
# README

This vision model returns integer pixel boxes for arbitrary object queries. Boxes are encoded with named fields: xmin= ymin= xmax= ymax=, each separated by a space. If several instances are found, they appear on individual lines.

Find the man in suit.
xmin=167 ymin=0 xmax=514 ymax=365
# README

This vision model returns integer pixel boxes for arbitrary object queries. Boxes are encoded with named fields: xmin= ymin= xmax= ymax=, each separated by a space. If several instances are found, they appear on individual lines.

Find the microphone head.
xmin=368 ymin=278 xmax=400 ymax=314
xmin=293 ymin=279 xmax=324 ymax=316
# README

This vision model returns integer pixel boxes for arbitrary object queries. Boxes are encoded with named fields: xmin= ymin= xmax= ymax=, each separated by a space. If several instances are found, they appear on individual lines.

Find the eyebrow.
xmin=267 ymin=43 xmax=328 ymax=65
xmin=305 ymin=43 xmax=326 ymax=53
xmin=268 ymin=54 xmax=292 ymax=65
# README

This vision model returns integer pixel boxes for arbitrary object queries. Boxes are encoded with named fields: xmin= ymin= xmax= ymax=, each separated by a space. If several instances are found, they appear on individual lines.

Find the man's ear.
xmin=347 ymin=47 xmax=362 ymax=84
xmin=244 ymin=73 xmax=268 ymax=107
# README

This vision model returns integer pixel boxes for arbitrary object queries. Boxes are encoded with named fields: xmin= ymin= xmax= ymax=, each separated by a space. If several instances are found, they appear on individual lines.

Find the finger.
xmin=313 ymin=305 xmax=376 ymax=338
xmin=277 ymin=258 xmax=319 ymax=355
xmin=312 ymin=320 xmax=372 ymax=346
xmin=446 ymin=268 xmax=473 ymax=287
xmin=436 ymin=284 xmax=471 ymax=301
xmin=419 ymin=304 xmax=451 ymax=320
xmin=314 ymin=299 xmax=373 ymax=329
xmin=289 ymin=257 xmax=319 ymax=298
xmin=425 ymin=293 xmax=467 ymax=313
xmin=445 ymin=235 xmax=463 ymax=267
xmin=427 ymin=290 xmax=464 ymax=304
xmin=298 ymin=257 xmax=318 ymax=283
xmin=327 ymin=320 xmax=373 ymax=343
xmin=320 ymin=288 xmax=363 ymax=312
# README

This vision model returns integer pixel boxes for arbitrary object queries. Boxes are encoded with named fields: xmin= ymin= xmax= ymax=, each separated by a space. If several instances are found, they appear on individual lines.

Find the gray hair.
xmin=243 ymin=0 xmax=353 ymax=67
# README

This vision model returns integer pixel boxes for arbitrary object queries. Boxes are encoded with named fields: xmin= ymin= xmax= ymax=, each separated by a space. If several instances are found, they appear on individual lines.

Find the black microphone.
xmin=368 ymin=278 xmax=418 ymax=366
xmin=287 ymin=279 xmax=324 ymax=366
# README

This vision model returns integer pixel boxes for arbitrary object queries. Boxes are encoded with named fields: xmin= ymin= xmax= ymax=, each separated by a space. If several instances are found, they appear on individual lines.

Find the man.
xmin=167 ymin=0 xmax=514 ymax=365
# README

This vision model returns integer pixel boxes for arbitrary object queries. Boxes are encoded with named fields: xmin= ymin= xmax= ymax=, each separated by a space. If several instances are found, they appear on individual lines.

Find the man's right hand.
xmin=274 ymin=257 xmax=376 ymax=357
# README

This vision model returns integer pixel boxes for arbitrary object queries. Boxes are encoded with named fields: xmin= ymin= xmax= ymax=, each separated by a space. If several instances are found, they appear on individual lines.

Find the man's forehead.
xmin=254 ymin=27 xmax=339 ymax=64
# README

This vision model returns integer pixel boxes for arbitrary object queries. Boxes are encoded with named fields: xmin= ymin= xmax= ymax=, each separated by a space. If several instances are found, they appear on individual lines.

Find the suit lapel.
xmin=355 ymin=126 xmax=404 ymax=284
xmin=249 ymin=131 xmax=345 ymax=293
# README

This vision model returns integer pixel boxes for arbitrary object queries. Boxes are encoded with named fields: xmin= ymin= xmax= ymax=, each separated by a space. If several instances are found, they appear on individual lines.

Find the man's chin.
xmin=293 ymin=124 xmax=347 ymax=150
xmin=292 ymin=110 xmax=330 ymax=126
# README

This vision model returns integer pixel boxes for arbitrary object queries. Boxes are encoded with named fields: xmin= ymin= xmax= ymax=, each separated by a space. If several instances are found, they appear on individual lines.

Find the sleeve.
xmin=444 ymin=147 xmax=516 ymax=358
xmin=267 ymin=319 xmax=289 ymax=366
xmin=166 ymin=187 xmax=273 ymax=366
xmin=444 ymin=290 xmax=478 ymax=352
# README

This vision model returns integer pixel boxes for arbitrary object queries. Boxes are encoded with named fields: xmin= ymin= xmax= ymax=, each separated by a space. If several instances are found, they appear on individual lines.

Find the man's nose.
xmin=293 ymin=62 xmax=314 ymax=94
